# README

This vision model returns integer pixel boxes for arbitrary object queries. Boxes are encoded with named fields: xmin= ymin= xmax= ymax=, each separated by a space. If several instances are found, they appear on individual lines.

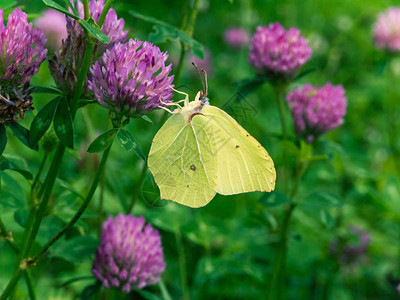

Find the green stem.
xmin=0 ymin=217 xmax=18 ymax=253
xmin=0 ymin=268 xmax=21 ymax=300
xmin=0 ymin=219 xmax=34 ymax=300
xmin=83 ymin=0 xmax=89 ymax=20
xmin=174 ymin=43 xmax=187 ymax=86
xmin=23 ymin=272 xmax=35 ymax=300
xmin=31 ymin=144 xmax=113 ymax=263
xmin=174 ymin=0 xmax=201 ymax=85
xmin=25 ymin=144 xmax=66 ymax=257
xmin=1 ymin=23 xmax=98 ymax=299
xmin=30 ymin=152 xmax=48 ymax=202
xmin=98 ymin=0 xmax=115 ymax=27
xmin=269 ymin=159 xmax=309 ymax=300
xmin=126 ymin=162 xmax=147 ymax=213
xmin=175 ymin=228 xmax=190 ymax=300
xmin=98 ymin=166 xmax=106 ymax=237
xmin=186 ymin=0 xmax=200 ymax=37
xmin=71 ymin=42 xmax=95 ymax=113
xmin=274 ymin=85 xmax=289 ymax=194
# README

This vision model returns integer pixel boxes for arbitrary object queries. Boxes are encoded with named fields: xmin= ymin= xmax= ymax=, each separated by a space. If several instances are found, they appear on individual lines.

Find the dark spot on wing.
xmin=190 ymin=164 xmax=196 ymax=171
xmin=246 ymin=134 xmax=249 ymax=137
xmin=236 ymin=145 xmax=240 ymax=149
xmin=187 ymin=185 xmax=189 ymax=188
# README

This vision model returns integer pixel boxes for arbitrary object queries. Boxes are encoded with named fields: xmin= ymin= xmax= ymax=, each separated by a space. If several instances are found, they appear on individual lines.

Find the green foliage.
xmin=30 ymin=97 xmax=60 ymax=145
xmin=130 ymin=10 xmax=205 ymax=59
xmin=87 ymin=129 xmax=117 ymax=153
xmin=0 ymin=124 xmax=7 ymax=157
xmin=54 ymin=99 xmax=74 ymax=148
xmin=9 ymin=122 xmax=38 ymax=151
xmin=116 ymin=129 xmax=146 ymax=161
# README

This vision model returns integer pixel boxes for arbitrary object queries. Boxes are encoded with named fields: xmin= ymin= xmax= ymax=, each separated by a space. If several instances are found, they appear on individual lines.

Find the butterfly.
xmin=148 ymin=67 xmax=276 ymax=208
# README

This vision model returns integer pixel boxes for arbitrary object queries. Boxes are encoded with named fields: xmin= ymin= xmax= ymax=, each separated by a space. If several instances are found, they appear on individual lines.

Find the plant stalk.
xmin=127 ymin=162 xmax=147 ymax=213
xmin=175 ymin=228 xmax=190 ymax=300
xmin=274 ymin=85 xmax=289 ymax=194
xmin=269 ymin=158 xmax=309 ymax=300
xmin=31 ymin=144 xmax=113 ymax=263
xmin=1 ymin=19 xmax=98 ymax=299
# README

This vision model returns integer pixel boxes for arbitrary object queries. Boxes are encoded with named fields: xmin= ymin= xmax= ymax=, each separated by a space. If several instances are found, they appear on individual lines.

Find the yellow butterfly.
xmin=148 ymin=69 xmax=276 ymax=207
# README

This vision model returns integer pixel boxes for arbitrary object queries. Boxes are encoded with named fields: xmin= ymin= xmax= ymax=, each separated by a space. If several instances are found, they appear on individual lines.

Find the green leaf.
xmin=67 ymin=0 xmax=79 ymax=16
xmin=14 ymin=208 xmax=28 ymax=228
xmin=320 ymin=209 xmax=334 ymax=229
xmin=80 ymin=281 xmax=101 ymax=300
xmin=177 ymin=30 xmax=205 ymax=59
xmin=136 ymin=290 xmax=162 ymax=300
xmin=56 ymin=178 xmax=84 ymax=200
xmin=158 ymin=280 xmax=173 ymax=300
xmin=0 ymin=0 xmax=16 ymax=10
xmin=30 ymin=97 xmax=60 ymax=145
xmin=61 ymin=276 xmax=94 ymax=287
xmin=9 ymin=122 xmax=38 ymax=151
xmin=49 ymin=235 xmax=100 ymax=264
xmin=116 ymin=129 xmax=146 ymax=161
xmin=0 ymin=160 xmax=33 ymax=180
xmin=79 ymin=19 xmax=110 ymax=44
xmin=32 ymin=86 xmax=62 ymax=95
xmin=294 ymin=68 xmax=317 ymax=81
xmin=234 ymin=76 xmax=267 ymax=97
xmin=302 ymin=191 xmax=343 ymax=208
xmin=42 ymin=0 xmax=77 ymax=19
xmin=299 ymin=140 xmax=313 ymax=162
xmin=87 ymin=129 xmax=116 ymax=153
xmin=0 ymin=124 xmax=7 ymax=157
xmin=65 ymin=147 xmax=82 ymax=160
xmin=129 ymin=10 xmax=205 ymax=59
xmin=0 ymin=172 xmax=25 ymax=208
xmin=259 ymin=191 xmax=293 ymax=207
xmin=141 ymin=115 xmax=153 ymax=123
xmin=54 ymin=99 xmax=74 ymax=148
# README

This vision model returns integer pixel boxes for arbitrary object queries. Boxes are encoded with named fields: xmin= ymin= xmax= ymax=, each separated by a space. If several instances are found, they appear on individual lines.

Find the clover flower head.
xmin=373 ymin=7 xmax=400 ymax=52
xmin=92 ymin=214 xmax=166 ymax=293
xmin=88 ymin=38 xmax=174 ymax=118
xmin=286 ymin=83 xmax=347 ymax=142
xmin=249 ymin=23 xmax=312 ymax=77
xmin=48 ymin=0 xmax=127 ymax=97
xmin=0 ymin=8 xmax=47 ymax=124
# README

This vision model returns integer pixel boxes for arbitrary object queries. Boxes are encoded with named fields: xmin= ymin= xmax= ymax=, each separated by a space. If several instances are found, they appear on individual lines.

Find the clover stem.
xmin=31 ymin=143 xmax=113 ymax=263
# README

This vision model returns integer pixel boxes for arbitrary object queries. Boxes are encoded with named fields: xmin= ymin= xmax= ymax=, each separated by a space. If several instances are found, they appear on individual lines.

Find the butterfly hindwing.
xmin=148 ymin=113 xmax=218 ymax=207
xmin=200 ymin=106 xmax=276 ymax=195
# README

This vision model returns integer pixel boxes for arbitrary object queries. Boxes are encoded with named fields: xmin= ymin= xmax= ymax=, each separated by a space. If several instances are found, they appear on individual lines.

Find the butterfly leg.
xmin=160 ymin=99 xmax=183 ymax=110
xmin=170 ymin=86 xmax=190 ymax=107
xmin=159 ymin=106 xmax=174 ymax=114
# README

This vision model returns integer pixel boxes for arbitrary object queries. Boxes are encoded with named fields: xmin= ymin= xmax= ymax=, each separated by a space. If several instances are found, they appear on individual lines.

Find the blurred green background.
xmin=1 ymin=0 xmax=400 ymax=299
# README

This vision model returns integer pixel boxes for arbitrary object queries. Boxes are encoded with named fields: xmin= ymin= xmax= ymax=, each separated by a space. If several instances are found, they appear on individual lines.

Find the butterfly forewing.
xmin=201 ymin=106 xmax=276 ymax=195
xmin=148 ymin=113 xmax=218 ymax=207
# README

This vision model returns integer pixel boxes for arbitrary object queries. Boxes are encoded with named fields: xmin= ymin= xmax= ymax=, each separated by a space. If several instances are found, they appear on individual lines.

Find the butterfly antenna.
xmin=201 ymin=68 xmax=208 ymax=97
xmin=176 ymin=85 xmax=196 ymax=94
xmin=192 ymin=62 xmax=206 ymax=95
